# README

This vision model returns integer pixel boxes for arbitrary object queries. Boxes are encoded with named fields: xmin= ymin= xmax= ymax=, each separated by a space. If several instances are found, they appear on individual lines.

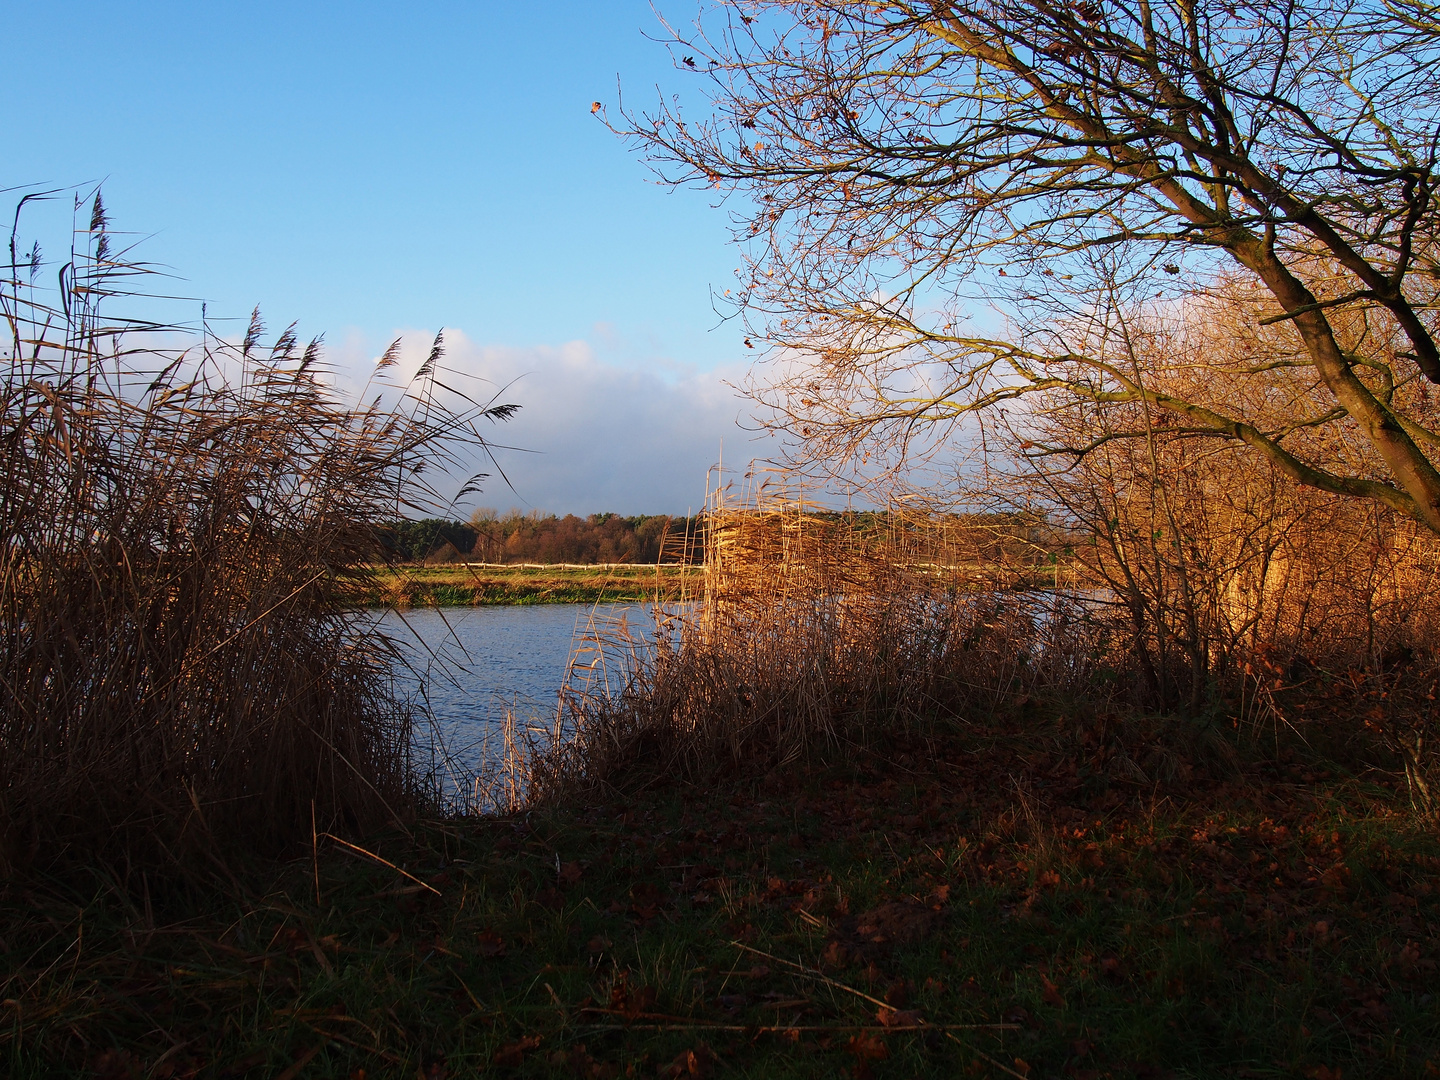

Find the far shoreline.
xmin=352 ymin=562 xmax=704 ymax=607
xmin=351 ymin=561 xmax=1087 ymax=606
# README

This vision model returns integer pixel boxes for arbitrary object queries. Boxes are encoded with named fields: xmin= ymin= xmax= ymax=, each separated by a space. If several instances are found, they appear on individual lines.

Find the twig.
xmin=730 ymin=941 xmax=890 ymax=1012
xmin=273 ymin=1042 xmax=325 ymax=1080
xmin=303 ymin=1026 xmax=402 ymax=1064
xmin=946 ymin=1033 xmax=1029 ymax=1079
xmin=796 ymin=908 xmax=829 ymax=931
xmin=321 ymin=834 xmax=441 ymax=895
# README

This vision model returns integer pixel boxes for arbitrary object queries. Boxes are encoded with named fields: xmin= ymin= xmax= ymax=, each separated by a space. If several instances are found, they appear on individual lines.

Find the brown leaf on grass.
xmin=876 ymin=1006 xmax=923 ymax=1027
xmin=1040 ymin=974 xmax=1064 ymax=1007
xmin=559 ymin=861 xmax=583 ymax=888
xmin=536 ymin=886 xmax=566 ymax=911
xmin=610 ymin=980 xmax=658 ymax=1018
xmin=829 ymin=900 xmax=943 ymax=961
xmin=585 ymin=935 xmax=612 ymax=955
xmin=658 ymin=1044 xmax=717 ymax=1078
xmin=1321 ymin=864 xmax=1352 ymax=894
xmin=476 ymin=930 xmax=505 ymax=958
xmin=492 ymin=1035 xmax=541 ymax=1068
xmin=1002 ymin=1004 xmax=1032 ymax=1027
xmin=847 ymin=1032 xmax=890 ymax=1060
xmin=630 ymin=882 xmax=664 ymax=921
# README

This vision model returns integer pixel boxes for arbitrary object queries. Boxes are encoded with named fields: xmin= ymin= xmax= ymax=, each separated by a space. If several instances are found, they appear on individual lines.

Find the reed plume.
xmin=0 ymin=190 xmax=514 ymax=876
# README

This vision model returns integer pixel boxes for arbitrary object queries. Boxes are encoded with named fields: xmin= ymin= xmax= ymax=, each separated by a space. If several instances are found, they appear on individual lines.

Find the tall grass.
xmin=508 ymin=464 xmax=1438 ymax=812
xmin=522 ymin=479 xmax=1114 ymax=802
xmin=0 ymin=191 xmax=513 ymax=877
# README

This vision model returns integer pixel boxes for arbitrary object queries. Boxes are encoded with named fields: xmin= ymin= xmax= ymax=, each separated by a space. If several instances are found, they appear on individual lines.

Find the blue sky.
xmin=9 ymin=2 xmax=773 ymax=514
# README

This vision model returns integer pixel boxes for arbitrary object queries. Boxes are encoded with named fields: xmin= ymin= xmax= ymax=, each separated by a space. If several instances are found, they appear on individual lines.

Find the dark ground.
xmin=4 ymin=710 xmax=1438 ymax=1078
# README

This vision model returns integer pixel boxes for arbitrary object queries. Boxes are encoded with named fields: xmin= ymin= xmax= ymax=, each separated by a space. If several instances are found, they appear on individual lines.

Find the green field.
xmin=354 ymin=563 xmax=706 ymax=606
xmin=353 ymin=562 xmax=1079 ymax=606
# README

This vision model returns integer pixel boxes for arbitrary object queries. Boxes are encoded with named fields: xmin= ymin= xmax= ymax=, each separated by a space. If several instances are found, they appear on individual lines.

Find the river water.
xmin=370 ymin=589 xmax=1110 ymax=800
xmin=372 ymin=604 xmax=659 ymax=777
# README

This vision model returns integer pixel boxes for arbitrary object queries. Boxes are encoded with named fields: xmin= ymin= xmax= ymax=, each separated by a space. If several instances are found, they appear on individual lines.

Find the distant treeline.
xmin=379 ymin=512 xmax=704 ymax=564
xmin=377 ymin=509 xmax=1064 ymax=566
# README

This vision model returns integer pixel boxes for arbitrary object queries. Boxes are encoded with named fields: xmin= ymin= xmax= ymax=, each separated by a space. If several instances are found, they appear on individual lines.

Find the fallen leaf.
xmin=658 ymin=1044 xmax=716 ymax=1078
xmin=846 ymin=1032 xmax=890 ymax=1061
xmin=476 ymin=930 xmax=505 ymax=958
xmin=610 ymin=980 xmax=658 ymax=1017
xmin=492 ymin=1035 xmax=541 ymax=1068
xmin=876 ymin=1007 xmax=922 ymax=1027
xmin=1040 ymin=974 xmax=1064 ymax=1008
xmin=1002 ymin=1004 xmax=1032 ymax=1026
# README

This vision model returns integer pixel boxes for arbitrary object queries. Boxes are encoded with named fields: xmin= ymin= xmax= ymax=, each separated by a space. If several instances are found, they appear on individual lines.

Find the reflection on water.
xmin=369 ymin=590 xmax=1111 ymax=786
xmin=372 ymin=604 xmax=656 ymax=774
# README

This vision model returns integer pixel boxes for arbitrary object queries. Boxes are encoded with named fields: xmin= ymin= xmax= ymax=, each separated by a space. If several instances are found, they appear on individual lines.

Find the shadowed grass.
xmin=3 ymin=712 xmax=1436 ymax=1078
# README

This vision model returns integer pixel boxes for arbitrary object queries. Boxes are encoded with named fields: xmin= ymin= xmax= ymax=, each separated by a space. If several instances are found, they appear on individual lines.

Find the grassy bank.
xmin=356 ymin=563 xmax=707 ymax=606
xmin=354 ymin=562 xmax=1079 ymax=607
xmin=5 ymin=710 xmax=1438 ymax=1078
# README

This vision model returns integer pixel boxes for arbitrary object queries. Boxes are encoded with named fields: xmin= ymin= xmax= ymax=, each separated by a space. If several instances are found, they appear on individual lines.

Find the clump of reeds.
xmin=524 ymin=480 xmax=1119 ymax=800
xmin=0 ymin=191 xmax=513 ymax=877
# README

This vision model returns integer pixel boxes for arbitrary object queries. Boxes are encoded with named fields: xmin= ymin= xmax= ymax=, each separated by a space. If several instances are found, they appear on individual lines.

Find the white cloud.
xmin=329 ymin=328 xmax=786 ymax=516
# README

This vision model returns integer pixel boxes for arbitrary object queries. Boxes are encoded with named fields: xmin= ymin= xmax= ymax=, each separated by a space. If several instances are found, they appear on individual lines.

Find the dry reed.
xmin=0 ymin=190 xmax=513 ymax=877
xmin=520 ymin=477 xmax=1113 ymax=802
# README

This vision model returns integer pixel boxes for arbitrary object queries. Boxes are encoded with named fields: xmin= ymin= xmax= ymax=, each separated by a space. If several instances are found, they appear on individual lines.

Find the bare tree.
xmin=617 ymin=0 xmax=1440 ymax=529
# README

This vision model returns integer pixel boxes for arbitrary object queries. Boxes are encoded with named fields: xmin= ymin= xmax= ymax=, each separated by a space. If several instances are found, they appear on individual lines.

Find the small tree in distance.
xmin=616 ymin=0 xmax=1440 ymax=531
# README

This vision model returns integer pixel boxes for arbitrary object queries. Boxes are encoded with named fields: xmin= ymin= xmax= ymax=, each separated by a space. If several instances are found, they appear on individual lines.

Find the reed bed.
xmin=519 ymin=481 xmax=1115 ymax=803
xmin=503 ymin=464 xmax=1440 ymax=812
xmin=0 ymin=192 xmax=511 ymax=878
